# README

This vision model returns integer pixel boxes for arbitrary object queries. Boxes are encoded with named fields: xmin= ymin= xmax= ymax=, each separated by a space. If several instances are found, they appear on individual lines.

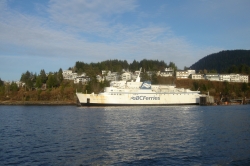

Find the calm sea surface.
xmin=0 ymin=105 xmax=250 ymax=166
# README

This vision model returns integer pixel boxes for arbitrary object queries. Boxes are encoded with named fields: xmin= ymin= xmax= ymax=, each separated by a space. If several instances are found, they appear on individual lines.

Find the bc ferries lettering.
xmin=131 ymin=96 xmax=160 ymax=100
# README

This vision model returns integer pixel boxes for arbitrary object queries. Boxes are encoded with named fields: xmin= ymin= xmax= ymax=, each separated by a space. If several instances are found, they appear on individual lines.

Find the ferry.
xmin=76 ymin=69 xmax=201 ymax=106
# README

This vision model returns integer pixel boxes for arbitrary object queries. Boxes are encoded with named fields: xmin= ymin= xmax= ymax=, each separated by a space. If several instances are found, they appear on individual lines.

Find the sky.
xmin=1 ymin=0 xmax=250 ymax=81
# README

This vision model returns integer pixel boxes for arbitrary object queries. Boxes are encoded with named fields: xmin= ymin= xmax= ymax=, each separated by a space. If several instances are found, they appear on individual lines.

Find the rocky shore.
xmin=0 ymin=100 xmax=76 ymax=106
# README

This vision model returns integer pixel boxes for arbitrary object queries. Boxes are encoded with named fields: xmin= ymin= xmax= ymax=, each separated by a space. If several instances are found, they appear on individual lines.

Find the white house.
xmin=15 ymin=81 xmax=25 ymax=87
xmin=239 ymin=75 xmax=249 ymax=83
xmin=176 ymin=69 xmax=195 ymax=79
xmin=191 ymin=74 xmax=204 ymax=80
xmin=63 ymin=70 xmax=72 ymax=75
xmin=74 ymin=76 xmax=90 ymax=84
xmin=158 ymin=67 xmax=174 ymax=77
xmin=121 ymin=72 xmax=132 ymax=81
xmin=102 ymin=70 xmax=111 ymax=76
xmin=219 ymin=74 xmax=231 ymax=82
xmin=96 ymin=75 xmax=104 ymax=82
xmin=63 ymin=70 xmax=78 ymax=80
xmin=187 ymin=70 xmax=196 ymax=75
xmin=106 ymin=72 xmax=119 ymax=81
xmin=230 ymin=74 xmax=240 ymax=82
xmin=205 ymin=74 xmax=220 ymax=81
xmin=176 ymin=70 xmax=189 ymax=79
xmin=219 ymin=74 xmax=249 ymax=83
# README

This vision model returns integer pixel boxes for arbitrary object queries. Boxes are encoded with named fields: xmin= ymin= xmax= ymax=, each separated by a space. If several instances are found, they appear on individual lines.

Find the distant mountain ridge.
xmin=190 ymin=50 xmax=250 ymax=72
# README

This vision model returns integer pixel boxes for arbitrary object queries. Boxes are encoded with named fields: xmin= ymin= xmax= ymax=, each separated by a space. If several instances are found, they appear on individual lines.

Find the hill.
xmin=190 ymin=50 xmax=250 ymax=73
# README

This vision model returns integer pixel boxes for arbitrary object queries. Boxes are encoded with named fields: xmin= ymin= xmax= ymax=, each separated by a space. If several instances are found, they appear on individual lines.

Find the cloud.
xmin=1 ymin=0 xmax=232 ymax=80
xmin=48 ymin=0 xmax=137 ymax=35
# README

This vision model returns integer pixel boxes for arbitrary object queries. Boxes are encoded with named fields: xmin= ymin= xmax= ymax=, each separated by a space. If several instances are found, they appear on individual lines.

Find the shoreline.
xmin=0 ymin=100 xmax=76 ymax=106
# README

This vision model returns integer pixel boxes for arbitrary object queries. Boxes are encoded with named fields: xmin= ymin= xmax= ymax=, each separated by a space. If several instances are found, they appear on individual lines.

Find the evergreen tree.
xmin=40 ymin=69 xmax=47 ymax=83
xmin=35 ymin=75 xmax=43 ymax=88
xmin=46 ymin=73 xmax=57 ymax=88
xmin=0 ymin=78 xmax=4 ymax=87
xmin=20 ymin=71 xmax=34 ymax=90
xmin=0 ymin=78 xmax=4 ymax=95
xmin=58 ymin=68 xmax=64 ymax=84
xmin=10 ymin=82 xmax=18 ymax=92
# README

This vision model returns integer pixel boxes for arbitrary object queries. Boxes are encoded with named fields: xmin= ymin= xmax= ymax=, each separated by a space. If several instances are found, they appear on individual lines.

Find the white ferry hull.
xmin=76 ymin=93 xmax=200 ymax=106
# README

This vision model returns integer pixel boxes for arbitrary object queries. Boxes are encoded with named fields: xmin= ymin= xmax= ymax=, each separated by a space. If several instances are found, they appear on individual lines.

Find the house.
xmin=96 ymin=75 xmax=104 ymax=82
xmin=146 ymin=71 xmax=154 ymax=78
xmin=176 ymin=69 xmax=195 ymax=79
xmin=187 ymin=70 xmax=196 ymax=75
xmin=230 ymin=74 xmax=240 ymax=82
xmin=102 ymin=70 xmax=111 ymax=76
xmin=176 ymin=70 xmax=189 ymax=79
xmin=191 ymin=74 xmax=204 ymax=80
xmin=63 ymin=70 xmax=72 ymax=75
xmin=63 ymin=70 xmax=75 ymax=80
xmin=121 ymin=72 xmax=132 ymax=81
xmin=239 ymin=75 xmax=248 ymax=83
xmin=219 ymin=74 xmax=249 ymax=83
xmin=74 ymin=76 xmax=90 ymax=84
xmin=106 ymin=72 xmax=119 ymax=81
xmin=205 ymin=74 xmax=220 ymax=81
xmin=219 ymin=74 xmax=231 ymax=82
xmin=15 ymin=81 xmax=25 ymax=87
xmin=158 ymin=67 xmax=174 ymax=77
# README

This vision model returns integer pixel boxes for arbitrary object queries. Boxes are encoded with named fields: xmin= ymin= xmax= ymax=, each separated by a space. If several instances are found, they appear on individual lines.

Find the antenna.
xmin=136 ymin=67 xmax=142 ymax=82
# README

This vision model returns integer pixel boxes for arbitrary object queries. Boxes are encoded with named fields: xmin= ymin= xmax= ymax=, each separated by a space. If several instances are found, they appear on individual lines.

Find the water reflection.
xmin=89 ymin=106 xmax=204 ymax=164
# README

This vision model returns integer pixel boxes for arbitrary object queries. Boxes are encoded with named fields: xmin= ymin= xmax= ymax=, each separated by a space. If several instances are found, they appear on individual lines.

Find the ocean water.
xmin=0 ymin=105 xmax=250 ymax=165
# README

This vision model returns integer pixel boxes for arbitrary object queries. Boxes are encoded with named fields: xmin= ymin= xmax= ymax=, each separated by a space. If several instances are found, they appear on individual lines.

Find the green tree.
xmin=10 ymin=82 xmax=18 ymax=92
xmin=0 ymin=78 xmax=4 ymax=87
xmin=58 ymin=68 xmax=64 ymax=84
xmin=141 ymin=72 xmax=151 ymax=82
xmin=40 ymin=69 xmax=47 ymax=83
xmin=228 ymin=65 xmax=238 ymax=73
xmin=20 ymin=71 xmax=34 ymax=90
xmin=151 ymin=73 xmax=158 ymax=84
xmin=209 ymin=69 xmax=217 ymax=73
xmin=223 ymin=81 xmax=230 ymax=95
xmin=130 ymin=60 xmax=140 ymax=71
xmin=168 ymin=62 xmax=177 ymax=76
xmin=241 ymin=83 xmax=248 ymax=95
xmin=193 ymin=81 xmax=199 ymax=91
xmin=239 ymin=64 xmax=249 ymax=74
xmin=35 ymin=75 xmax=43 ymax=88
xmin=46 ymin=73 xmax=57 ymax=88
xmin=0 ymin=78 xmax=5 ymax=95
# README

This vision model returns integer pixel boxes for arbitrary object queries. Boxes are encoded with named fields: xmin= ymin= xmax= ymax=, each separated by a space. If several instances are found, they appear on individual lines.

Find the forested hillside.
xmin=190 ymin=50 xmax=250 ymax=73
xmin=73 ymin=59 xmax=177 ymax=76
